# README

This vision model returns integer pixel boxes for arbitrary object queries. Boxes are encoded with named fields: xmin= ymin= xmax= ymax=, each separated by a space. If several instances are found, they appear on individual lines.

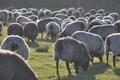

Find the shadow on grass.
xmin=113 ymin=68 xmax=120 ymax=76
xmin=55 ymin=62 xmax=111 ymax=80
xmin=27 ymin=42 xmax=39 ymax=48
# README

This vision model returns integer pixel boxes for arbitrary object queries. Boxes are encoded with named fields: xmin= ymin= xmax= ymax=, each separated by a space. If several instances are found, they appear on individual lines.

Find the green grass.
xmin=1 ymin=25 xmax=120 ymax=80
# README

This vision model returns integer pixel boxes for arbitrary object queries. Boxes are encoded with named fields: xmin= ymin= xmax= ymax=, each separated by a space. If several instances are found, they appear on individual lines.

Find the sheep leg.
xmin=74 ymin=62 xmax=78 ymax=74
xmin=106 ymin=54 xmax=109 ymax=66
xmin=99 ymin=56 xmax=102 ymax=62
xmin=56 ymin=60 xmax=59 ymax=75
xmin=46 ymin=33 xmax=49 ymax=40
xmin=66 ymin=62 xmax=71 ymax=74
xmin=113 ymin=56 xmax=116 ymax=67
xmin=90 ymin=54 xmax=94 ymax=63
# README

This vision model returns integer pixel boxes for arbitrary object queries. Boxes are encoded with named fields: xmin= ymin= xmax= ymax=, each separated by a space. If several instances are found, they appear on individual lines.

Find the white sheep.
xmin=0 ymin=35 xmax=30 ymax=60
xmin=72 ymin=31 xmax=104 ymax=62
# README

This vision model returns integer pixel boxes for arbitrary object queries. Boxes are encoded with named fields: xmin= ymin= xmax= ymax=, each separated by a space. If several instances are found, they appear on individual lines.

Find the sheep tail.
xmin=49 ymin=25 xmax=54 ymax=30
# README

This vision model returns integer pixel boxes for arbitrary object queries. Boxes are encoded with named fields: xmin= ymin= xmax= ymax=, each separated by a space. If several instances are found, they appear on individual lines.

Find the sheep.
xmin=0 ymin=49 xmax=38 ymax=80
xmin=28 ymin=15 xmax=39 ymax=22
xmin=16 ymin=16 xmax=33 ymax=26
xmin=76 ymin=18 xmax=88 ymax=31
xmin=97 ymin=9 xmax=105 ymax=15
xmin=23 ymin=22 xmax=39 ymax=42
xmin=71 ymin=31 xmax=104 ymax=62
xmin=68 ymin=15 xmax=76 ymax=21
xmin=21 ymin=12 xmax=33 ymax=17
xmin=29 ymin=9 xmax=38 ymax=16
xmin=0 ymin=35 xmax=30 ymax=60
xmin=114 ymin=20 xmax=120 ymax=33
xmin=105 ymin=33 xmax=120 ymax=67
xmin=102 ymin=16 xmax=114 ymax=24
xmin=72 ymin=11 xmax=82 ymax=19
xmin=37 ymin=18 xmax=54 ymax=39
xmin=88 ymin=21 xmax=103 ymax=30
xmin=108 ymin=12 xmax=119 ymax=22
xmin=59 ymin=8 xmax=67 ymax=14
xmin=7 ymin=23 xmax=23 ymax=37
xmin=53 ymin=36 xmax=90 ymax=75
xmin=12 ymin=11 xmax=22 ymax=22
xmin=0 ymin=21 xmax=3 ymax=32
xmin=89 ymin=9 xmax=96 ymax=15
xmin=46 ymin=22 xmax=60 ymax=40
xmin=89 ymin=24 xmax=117 ymax=41
xmin=61 ymin=18 xmax=73 ymax=30
xmin=87 ymin=15 xmax=96 ymax=24
xmin=77 ymin=7 xmax=85 ymax=16
xmin=55 ymin=13 xmax=68 ymax=20
xmin=0 ymin=10 xmax=8 ymax=22
xmin=66 ymin=7 xmax=76 ymax=16
xmin=60 ymin=21 xmax=86 ymax=37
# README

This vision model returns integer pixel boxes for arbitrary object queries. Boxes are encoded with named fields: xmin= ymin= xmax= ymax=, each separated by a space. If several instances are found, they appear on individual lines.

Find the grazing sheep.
xmin=16 ymin=16 xmax=33 ymax=26
xmin=84 ymin=12 xmax=91 ymax=19
xmin=72 ymin=11 xmax=82 ymax=19
xmin=96 ymin=16 xmax=103 ymax=20
xmin=72 ymin=31 xmax=104 ymax=62
xmin=21 ymin=12 xmax=33 ymax=17
xmin=102 ymin=16 xmax=114 ymax=24
xmin=114 ymin=20 xmax=120 ymax=33
xmin=87 ymin=15 xmax=96 ymax=24
xmin=89 ymin=24 xmax=117 ymax=41
xmin=55 ymin=14 xmax=68 ymax=20
xmin=12 ymin=12 xmax=22 ymax=22
xmin=89 ymin=9 xmax=96 ymax=15
xmin=76 ymin=18 xmax=88 ymax=31
xmin=0 ymin=21 xmax=3 ymax=32
xmin=53 ymin=36 xmax=90 ymax=75
xmin=0 ymin=10 xmax=8 ymax=21
xmin=59 ymin=8 xmax=67 ymax=14
xmin=0 ymin=49 xmax=37 ymax=80
xmin=67 ymin=7 xmax=76 ymax=16
xmin=0 ymin=35 xmax=30 ymax=60
xmin=60 ymin=21 xmax=85 ymax=37
xmin=7 ymin=23 xmax=23 ymax=37
xmin=108 ymin=12 xmax=119 ymax=22
xmin=97 ymin=9 xmax=105 ymax=15
xmin=88 ymin=21 xmax=103 ymax=30
xmin=105 ymin=33 xmax=120 ymax=67
xmin=24 ymin=22 xmax=39 ymax=42
xmin=61 ymin=18 xmax=73 ymax=30
xmin=29 ymin=9 xmax=38 ymax=16
xmin=46 ymin=22 xmax=60 ymax=40
xmin=28 ymin=15 xmax=39 ymax=21
xmin=37 ymin=18 xmax=54 ymax=39
xmin=77 ymin=7 xmax=85 ymax=16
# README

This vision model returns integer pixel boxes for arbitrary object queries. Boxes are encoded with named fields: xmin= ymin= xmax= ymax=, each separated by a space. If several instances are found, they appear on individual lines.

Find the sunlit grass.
xmin=0 ymin=25 xmax=120 ymax=80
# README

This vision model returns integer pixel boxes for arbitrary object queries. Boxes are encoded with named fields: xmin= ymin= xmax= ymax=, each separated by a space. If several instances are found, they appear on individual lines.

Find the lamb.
xmin=53 ymin=36 xmax=90 ymax=75
xmin=0 ymin=49 xmax=38 ymax=80
xmin=7 ymin=23 xmax=24 ymax=37
xmin=0 ymin=35 xmax=30 ymax=60
xmin=23 ymin=22 xmax=39 ymax=42
xmin=60 ymin=21 xmax=86 ymax=37
xmin=71 ymin=31 xmax=104 ymax=62
xmin=105 ymin=33 xmax=120 ymax=67
xmin=89 ymin=24 xmax=117 ymax=41
xmin=46 ymin=22 xmax=60 ymax=40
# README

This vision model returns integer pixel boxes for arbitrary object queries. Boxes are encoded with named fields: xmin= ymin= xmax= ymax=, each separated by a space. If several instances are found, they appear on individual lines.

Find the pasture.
xmin=0 ymin=24 xmax=120 ymax=80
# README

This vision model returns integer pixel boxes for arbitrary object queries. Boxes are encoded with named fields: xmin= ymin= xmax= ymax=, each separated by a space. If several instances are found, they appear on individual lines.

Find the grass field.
xmin=0 ymin=25 xmax=120 ymax=80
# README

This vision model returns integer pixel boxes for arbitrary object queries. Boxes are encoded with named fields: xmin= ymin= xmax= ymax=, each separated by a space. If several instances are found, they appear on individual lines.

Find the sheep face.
xmin=81 ymin=58 xmax=89 ymax=71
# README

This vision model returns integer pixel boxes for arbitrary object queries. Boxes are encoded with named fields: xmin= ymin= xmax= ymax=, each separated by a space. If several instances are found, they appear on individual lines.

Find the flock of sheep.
xmin=0 ymin=6 xmax=120 ymax=79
